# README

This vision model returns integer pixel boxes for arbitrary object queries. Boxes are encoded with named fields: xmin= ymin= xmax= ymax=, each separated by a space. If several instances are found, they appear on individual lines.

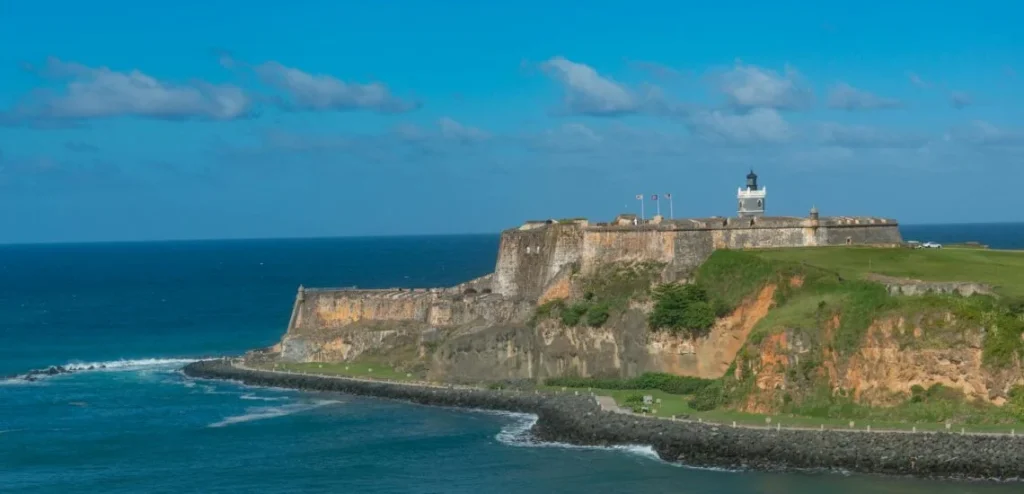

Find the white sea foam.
xmin=4 ymin=357 xmax=200 ymax=385
xmin=62 ymin=358 xmax=196 ymax=372
xmin=239 ymin=393 xmax=289 ymax=402
xmin=207 ymin=400 xmax=340 ymax=428
xmin=489 ymin=411 xmax=740 ymax=471
xmin=491 ymin=412 xmax=659 ymax=460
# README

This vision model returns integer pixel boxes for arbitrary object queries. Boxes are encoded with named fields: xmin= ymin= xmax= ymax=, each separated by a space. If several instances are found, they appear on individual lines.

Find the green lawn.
xmin=255 ymin=361 xmax=418 ymax=381
xmin=753 ymin=246 xmax=1024 ymax=297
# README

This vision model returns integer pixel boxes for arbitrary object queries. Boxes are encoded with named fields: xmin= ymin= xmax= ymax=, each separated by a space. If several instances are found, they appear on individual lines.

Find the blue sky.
xmin=1 ymin=1 xmax=1021 ymax=243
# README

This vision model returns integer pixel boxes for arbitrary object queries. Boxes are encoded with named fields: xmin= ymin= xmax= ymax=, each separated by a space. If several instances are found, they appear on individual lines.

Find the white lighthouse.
xmin=737 ymin=170 xmax=765 ymax=218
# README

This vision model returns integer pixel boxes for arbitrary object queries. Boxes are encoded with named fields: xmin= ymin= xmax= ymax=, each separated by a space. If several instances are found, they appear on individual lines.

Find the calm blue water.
xmin=2 ymin=226 xmax=1022 ymax=493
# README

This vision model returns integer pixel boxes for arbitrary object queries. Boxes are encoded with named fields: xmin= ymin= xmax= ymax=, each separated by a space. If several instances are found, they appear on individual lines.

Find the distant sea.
xmin=2 ymin=224 xmax=1022 ymax=493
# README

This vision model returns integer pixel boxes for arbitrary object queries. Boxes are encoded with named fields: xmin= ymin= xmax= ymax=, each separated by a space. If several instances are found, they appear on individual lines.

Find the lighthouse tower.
xmin=737 ymin=170 xmax=766 ymax=218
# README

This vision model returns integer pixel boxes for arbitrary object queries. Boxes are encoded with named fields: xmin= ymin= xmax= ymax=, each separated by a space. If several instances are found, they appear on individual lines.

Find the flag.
xmin=665 ymin=193 xmax=672 ymax=199
xmin=635 ymin=194 xmax=643 ymax=200
xmin=651 ymin=194 xmax=658 ymax=201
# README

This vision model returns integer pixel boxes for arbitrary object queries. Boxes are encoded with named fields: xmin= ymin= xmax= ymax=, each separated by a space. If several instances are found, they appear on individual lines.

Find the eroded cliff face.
xmin=273 ymin=281 xmax=778 ymax=384
xmin=738 ymin=314 xmax=1024 ymax=414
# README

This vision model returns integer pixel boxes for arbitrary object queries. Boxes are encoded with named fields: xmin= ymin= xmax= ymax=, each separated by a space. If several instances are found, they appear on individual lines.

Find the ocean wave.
xmin=207 ymin=400 xmax=340 ymax=428
xmin=62 ymin=358 xmax=197 ymax=372
xmin=493 ymin=412 xmax=660 ymax=459
xmin=239 ymin=393 xmax=289 ymax=402
xmin=2 ymin=357 xmax=200 ymax=384
xmin=491 ymin=411 xmax=737 ymax=471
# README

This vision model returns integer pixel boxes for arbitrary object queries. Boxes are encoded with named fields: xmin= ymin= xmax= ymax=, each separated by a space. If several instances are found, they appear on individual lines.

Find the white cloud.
xmin=827 ymin=82 xmax=903 ymax=111
xmin=438 ymin=117 xmax=490 ymax=143
xmin=687 ymin=108 xmax=793 ymax=144
xmin=4 ymin=57 xmax=250 ymax=122
xmin=818 ymin=123 xmax=928 ymax=148
xmin=254 ymin=61 xmax=419 ymax=113
xmin=716 ymin=63 xmax=813 ymax=111
xmin=540 ymin=57 xmax=640 ymax=116
xmin=950 ymin=121 xmax=1024 ymax=146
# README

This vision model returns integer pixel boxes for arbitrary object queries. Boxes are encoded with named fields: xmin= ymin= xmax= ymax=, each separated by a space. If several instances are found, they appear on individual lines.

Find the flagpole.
xmin=668 ymin=193 xmax=674 ymax=219
xmin=639 ymin=195 xmax=645 ymax=221
xmin=655 ymin=195 xmax=661 ymax=217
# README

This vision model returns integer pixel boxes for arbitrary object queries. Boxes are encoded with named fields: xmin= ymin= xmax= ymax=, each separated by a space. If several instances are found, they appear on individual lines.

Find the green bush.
xmin=982 ymin=312 xmax=1024 ymax=368
xmin=560 ymin=303 xmax=589 ymax=327
xmin=712 ymin=298 xmax=733 ymax=318
xmin=688 ymin=381 xmax=724 ymax=411
xmin=649 ymin=283 xmax=718 ymax=337
xmin=534 ymin=299 xmax=566 ymax=320
xmin=585 ymin=303 xmax=611 ymax=327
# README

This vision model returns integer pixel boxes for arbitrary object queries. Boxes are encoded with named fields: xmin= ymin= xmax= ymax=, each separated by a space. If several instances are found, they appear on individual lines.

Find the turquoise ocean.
xmin=2 ymin=225 xmax=1023 ymax=493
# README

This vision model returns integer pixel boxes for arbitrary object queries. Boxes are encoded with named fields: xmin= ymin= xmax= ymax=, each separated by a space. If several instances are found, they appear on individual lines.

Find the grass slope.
xmin=561 ymin=246 xmax=1024 ymax=428
xmin=755 ymin=247 xmax=1024 ymax=297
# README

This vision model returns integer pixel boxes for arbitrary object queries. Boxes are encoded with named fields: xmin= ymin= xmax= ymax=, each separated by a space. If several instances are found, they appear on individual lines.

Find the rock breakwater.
xmin=182 ymin=359 xmax=1024 ymax=481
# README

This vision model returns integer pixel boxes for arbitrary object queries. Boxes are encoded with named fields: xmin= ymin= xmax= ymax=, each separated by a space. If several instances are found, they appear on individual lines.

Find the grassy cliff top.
xmin=752 ymin=246 xmax=1024 ymax=297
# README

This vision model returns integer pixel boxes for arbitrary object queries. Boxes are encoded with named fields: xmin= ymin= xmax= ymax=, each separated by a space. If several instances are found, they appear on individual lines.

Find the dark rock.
xmin=182 ymin=359 xmax=1024 ymax=482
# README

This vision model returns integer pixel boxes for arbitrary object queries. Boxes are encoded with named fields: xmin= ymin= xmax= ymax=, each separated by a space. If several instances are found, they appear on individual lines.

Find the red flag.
xmin=651 ymin=194 xmax=658 ymax=201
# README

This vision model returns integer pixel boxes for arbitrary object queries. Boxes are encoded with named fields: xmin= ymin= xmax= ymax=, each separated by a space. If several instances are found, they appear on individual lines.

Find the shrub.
xmin=982 ymin=312 xmax=1024 ymax=368
xmin=533 ymin=299 xmax=566 ymax=322
xmin=649 ymin=283 xmax=718 ymax=337
xmin=585 ymin=303 xmax=611 ymax=327
xmin=560 ymin=303 xmax=590 ymax=327
xmin=688 ymin=381 xmax=724 ymax=411
xmin=712 ymin=298 xmax=733 ymax=318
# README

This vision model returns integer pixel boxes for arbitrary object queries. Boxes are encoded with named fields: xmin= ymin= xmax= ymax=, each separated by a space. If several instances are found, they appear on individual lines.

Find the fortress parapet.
xmin=492 ymin=205 xmax=901 ymax=300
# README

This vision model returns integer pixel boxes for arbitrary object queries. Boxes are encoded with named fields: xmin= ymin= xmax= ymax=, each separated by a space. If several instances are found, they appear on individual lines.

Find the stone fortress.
xmin=284 ymin=171 xmax=903 ymax=338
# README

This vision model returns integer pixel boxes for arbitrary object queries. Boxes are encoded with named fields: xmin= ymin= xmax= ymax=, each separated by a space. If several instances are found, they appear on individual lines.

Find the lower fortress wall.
xmin=289 ymin=289 xmax=534 ymax=334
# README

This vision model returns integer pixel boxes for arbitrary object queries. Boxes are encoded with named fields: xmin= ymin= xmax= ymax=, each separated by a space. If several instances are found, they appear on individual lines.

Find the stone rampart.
xmin=492 ymin=216 xmax=901 ymax=298
xmin=287 ymin=287 xmax=533 ymax=334
xmin=491 ymin=223 xmax=584 ymax=300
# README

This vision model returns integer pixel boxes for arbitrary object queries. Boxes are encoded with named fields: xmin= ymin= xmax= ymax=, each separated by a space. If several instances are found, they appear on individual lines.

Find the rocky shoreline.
xmin=182 ymin=359 xmax=1024 ymax=481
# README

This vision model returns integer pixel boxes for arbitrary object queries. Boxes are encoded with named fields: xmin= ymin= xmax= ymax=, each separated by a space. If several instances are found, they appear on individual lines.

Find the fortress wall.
xmin=289 ymin=289 xmax=535 ymax=334
xmin=291 ymin=290 xmax=437 ymax=331
xmin=721 ymin=226 xmax=820 ymax=249
xmin=671 ymin=230 xmax=717 ymax=277
xmin=492 ymin=224 xmax=584 ymax=300
xmin=580 ymin=229 xmax=675 ymax=274
xmin=823 ymin=224 xmax=903 ymax=245
xmin=490 ymin=221 xmax=903 ymax=302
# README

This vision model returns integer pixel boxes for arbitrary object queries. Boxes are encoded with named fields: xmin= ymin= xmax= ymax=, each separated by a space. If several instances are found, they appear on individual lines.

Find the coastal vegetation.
xmin=531 ymin=261 xmax=663 ymax=328
xmin=543 ymin=246 xmax=1024 ymax=428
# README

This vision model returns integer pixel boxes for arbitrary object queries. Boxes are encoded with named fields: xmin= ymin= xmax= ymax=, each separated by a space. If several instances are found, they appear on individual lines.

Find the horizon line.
xmin=1 ymin=220 xmax=1023 ymax=248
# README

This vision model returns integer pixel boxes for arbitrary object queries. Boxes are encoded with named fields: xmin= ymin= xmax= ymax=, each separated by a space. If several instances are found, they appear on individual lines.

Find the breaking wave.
xmin=2 ymin=357 xmax=199 ymax=384
xmin=207 ymin=400 xmax=340 ymax=428
xmin=491 ymin=412 xmax=662 ymax=462
xmin=62 ymin=358 xmax=197 ymax=371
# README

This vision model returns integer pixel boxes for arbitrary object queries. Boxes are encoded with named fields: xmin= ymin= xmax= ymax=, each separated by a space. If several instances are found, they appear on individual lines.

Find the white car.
xmin=922 ymin=242 xmax=943 ymax=249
